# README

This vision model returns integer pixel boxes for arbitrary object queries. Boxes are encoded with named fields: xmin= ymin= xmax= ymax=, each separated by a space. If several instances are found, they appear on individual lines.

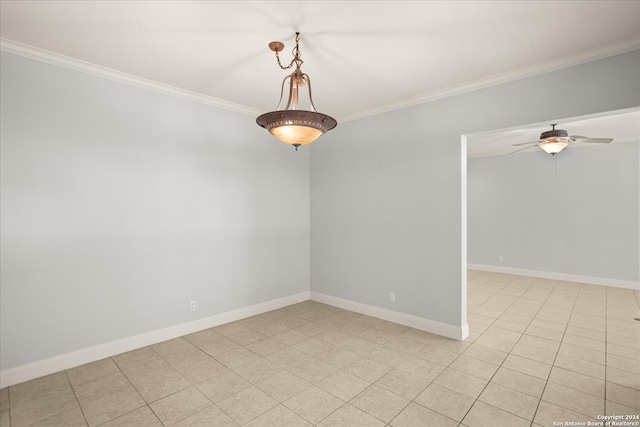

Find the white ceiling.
xmin=1 ymin=1 xmax=639 ymax=155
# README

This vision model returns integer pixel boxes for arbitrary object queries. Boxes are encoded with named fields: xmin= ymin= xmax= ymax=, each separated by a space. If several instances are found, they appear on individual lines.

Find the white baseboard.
xmin=0 ymin=291 xmax=310 ymax=388
xmin=1 ymin=289 xmax=471 ymax=387
xmin=310 ymin=292 xmax=469 ymax=341
xmin=468 ymin=264 xmax=640 ymax=290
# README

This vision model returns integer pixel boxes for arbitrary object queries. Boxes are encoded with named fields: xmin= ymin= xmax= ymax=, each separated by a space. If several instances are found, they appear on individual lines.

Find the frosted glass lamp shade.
xmin=270 ymin=125 xmax=323 ymax=146
xmin=257 ymin=110 xmax=337 ymax=148
xmin=540 ymin=141 xmax=568 ymax=154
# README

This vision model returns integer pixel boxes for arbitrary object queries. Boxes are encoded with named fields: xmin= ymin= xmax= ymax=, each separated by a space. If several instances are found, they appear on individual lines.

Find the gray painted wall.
xmin=0 ymin=53 xmax=310 ymax=371
xmin=310 ymin=50 xmax=640 ymax=328
xmin=468 ymin=142 xmax=638 ymax=282
xmin=2 ymin=49 xmax=639 ymax=372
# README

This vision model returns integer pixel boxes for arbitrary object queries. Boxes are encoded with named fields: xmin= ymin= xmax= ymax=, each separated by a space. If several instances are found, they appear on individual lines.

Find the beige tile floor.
xmin=1 ymin=270 xmax=639 ymax=426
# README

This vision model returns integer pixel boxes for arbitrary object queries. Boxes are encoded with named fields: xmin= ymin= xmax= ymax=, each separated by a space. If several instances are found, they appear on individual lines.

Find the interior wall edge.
xmin=467 ymin=264 xmax=639 ymax=290
xmin=460 ymin=135 xmax=468 ymax=328
xmin=0 ymin=291 xmax=311 ymax=388
xmin=310 ymin=291 xmax=469 ymax=341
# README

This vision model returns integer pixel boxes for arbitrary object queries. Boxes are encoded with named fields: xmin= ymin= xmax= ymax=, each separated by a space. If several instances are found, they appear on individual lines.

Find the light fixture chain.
xmin=292 ymin=32 xmax=303 ymax=69
xmin=274 ymin=32 xmax=304 ymax=70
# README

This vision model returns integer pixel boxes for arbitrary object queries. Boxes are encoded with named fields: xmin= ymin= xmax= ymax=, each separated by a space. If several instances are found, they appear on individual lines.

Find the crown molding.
xmin=2 ymin=37 xmax=638 ymax=123
xmin=0 ymin=38 xmax=263 ymax=117
xmin=340 ymin=37 xmax=640 ymax=123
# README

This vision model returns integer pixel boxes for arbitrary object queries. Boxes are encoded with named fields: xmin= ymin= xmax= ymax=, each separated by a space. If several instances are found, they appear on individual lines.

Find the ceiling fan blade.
xmin=509 ymin=144 xmax=539 ymax=154
xmin=574 ymin=137 xmax=614 ymax=144
xmin=569 ymin=135 xmax=588 ymax=140
xmin=512 ymin=141 xmax=539 ymax=146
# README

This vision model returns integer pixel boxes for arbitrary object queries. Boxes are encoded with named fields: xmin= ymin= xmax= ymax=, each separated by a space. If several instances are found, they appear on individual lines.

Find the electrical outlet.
xmin=389 ymin=292 xmax=396 ymax=303
xmin=498 ymin=256 xmax=504 ymax=263
xmin=189 ymin=300 xmax=196 ymax=312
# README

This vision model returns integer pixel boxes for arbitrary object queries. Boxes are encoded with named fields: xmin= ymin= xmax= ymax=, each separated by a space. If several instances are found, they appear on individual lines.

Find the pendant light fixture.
xmin=257 ymin=32 xmax=337 ymax=150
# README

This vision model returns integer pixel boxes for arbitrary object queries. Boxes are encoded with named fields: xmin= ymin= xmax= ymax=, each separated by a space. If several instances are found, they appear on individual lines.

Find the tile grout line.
xmin=244 ymin=313 xmax=358 ymax=426
xmin=285 ymin=312 xmax=457 ymax=425
xmin=122 ymin=347 xmax=170 ymax=427
xmin=222 ymin=309 xmax=383 ymax=426
xmin=443 ymin=279 xmax=516 ymax=426
xmin=427 ymin=277 xmax=538 ymax=425
xmin=6 ymin=381 xmax=10 ymax=427
xmin=529 ymin=281 xmax=595 ymax=425
xmin=463 ymin=278 xmax=545 ymax=426
xmin=460 ymin=287 xmax=523 ymax=424
xmin=7 ymin=277 xmax=636 ymax=426
xmin=189 ymin=321 xmax=288 ymax=426
xmin=298 ymin=323 xmax=402 ymax=426
xmin=110 ymin=353 xmax=160 ymax=427
xmin=471 ymin=277 xmax=610 ymax=424
xmin=63 ymin=370 xmax=90 ymax=427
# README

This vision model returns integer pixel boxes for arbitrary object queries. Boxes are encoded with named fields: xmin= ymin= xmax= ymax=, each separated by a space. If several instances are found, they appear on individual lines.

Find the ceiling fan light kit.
xmin=538 ymin=125 xmax=570 ymax=154
xmin=256 ymin=32 xmax=337 ymax=151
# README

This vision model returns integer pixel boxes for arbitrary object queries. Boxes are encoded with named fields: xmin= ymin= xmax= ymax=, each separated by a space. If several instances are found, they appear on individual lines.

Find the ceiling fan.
xmin=511 ymin=124 xmax=613 ymax=155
